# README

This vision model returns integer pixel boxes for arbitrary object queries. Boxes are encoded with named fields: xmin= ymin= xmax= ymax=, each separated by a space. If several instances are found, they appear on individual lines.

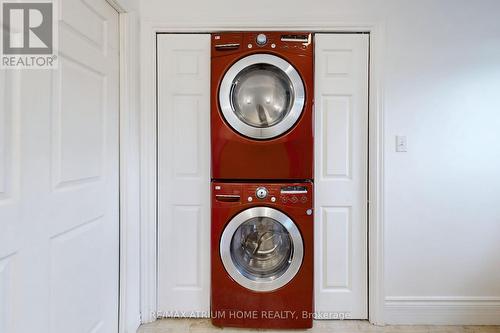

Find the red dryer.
xmin=211 ymin=32 xmax=314 ymax=180
xmin=211 ymin=181 xmax=314 ymax=329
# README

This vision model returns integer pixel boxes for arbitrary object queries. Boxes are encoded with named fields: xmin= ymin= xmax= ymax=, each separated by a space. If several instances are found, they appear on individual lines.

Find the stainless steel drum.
xmin=219 ymin=54 xmax=305 ymax=139
xmin=220 ymin=207 xmax=304 ymax=292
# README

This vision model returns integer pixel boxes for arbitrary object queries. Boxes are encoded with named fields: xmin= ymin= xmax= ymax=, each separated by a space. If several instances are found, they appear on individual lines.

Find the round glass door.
xmin=220 ymin=207 xmax=304 ymax=292
xmin=219 ymin=54 xmax=305 ymax=139
xmin=231 ymin=64 xmax=293 ymax=128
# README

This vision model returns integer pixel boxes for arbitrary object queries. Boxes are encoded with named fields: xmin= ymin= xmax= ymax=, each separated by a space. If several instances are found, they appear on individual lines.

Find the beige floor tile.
xmin=464 ymin=327 xmax=500 ymax=333
xmin=383 ymin=325 xmax=430 ymax=333
xmin=189 ymin=319 xmax=223 ymax=332
xmin=314 ymin=320 xmax=362 ymax=328
xmin=423 ymin=325 xmax=472 ymax=333
xmin=137 ymin=319 xmax=500 ymax=333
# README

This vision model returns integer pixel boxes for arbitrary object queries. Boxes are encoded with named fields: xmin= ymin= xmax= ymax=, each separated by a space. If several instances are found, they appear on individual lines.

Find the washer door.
xmin=220 ymin=207 xmax=304 ymax=292
xmin=219 ymin=54 xmax=305 ymax=139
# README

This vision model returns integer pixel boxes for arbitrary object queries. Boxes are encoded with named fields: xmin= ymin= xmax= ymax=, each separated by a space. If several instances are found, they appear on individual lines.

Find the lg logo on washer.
xmin=1 ymin=0 xmax=58 ymax=69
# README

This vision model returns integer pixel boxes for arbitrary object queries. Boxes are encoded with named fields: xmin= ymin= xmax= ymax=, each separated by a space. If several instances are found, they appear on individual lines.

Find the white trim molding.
xmin=385 ymin=296 xmax=500 ymax=325
xmin=118 ymin=11 xmax=142 ymax=333
xmin=140 ymin=19 xmax=386 ymax=325
xmin=106 ymin=1 xmax=142 ymax=332
xmin=366 ymin=23 xmax=386 ymax=327
xmin=140 ymin=20 xmax=159 ymax=324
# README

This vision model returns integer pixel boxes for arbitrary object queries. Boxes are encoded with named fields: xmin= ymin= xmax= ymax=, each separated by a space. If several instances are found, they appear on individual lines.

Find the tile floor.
xmin=137 ymin=319 xmax=500 ymax=333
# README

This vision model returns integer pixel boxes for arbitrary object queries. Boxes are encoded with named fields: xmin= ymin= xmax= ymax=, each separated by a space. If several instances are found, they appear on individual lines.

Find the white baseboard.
xmin=384 ymin=297 xmax=500 ymax=325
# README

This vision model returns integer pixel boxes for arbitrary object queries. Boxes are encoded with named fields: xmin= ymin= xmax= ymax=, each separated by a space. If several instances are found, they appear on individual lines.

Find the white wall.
xmin=139 ymin=0 xmax=500 ymax=324
xmin=116 ymin=0 xmax=140 ymax=11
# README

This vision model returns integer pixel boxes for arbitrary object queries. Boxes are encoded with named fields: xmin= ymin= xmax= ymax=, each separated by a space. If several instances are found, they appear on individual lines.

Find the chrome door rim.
xmin=220 ymin=207 xmax=304 ymax=292
xmin=219 ymin=54 xmax=305 ymax=139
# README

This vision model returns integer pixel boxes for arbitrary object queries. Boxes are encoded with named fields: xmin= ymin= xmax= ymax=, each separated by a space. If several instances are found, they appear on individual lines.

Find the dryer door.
xmin=220 ymin=207 xmax=304 ymax=292
xmin=219 ymin=54 xmax=305 ymax=139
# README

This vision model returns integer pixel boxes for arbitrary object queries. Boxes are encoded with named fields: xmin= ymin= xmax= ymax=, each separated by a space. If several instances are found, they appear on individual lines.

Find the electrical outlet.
xmin=396 ymin=136 xmax=407 ymax=152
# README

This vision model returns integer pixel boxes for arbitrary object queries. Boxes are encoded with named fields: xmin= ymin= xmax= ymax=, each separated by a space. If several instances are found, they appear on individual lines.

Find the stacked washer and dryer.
xmin=210 ymin=32 xmax=314 ymax=329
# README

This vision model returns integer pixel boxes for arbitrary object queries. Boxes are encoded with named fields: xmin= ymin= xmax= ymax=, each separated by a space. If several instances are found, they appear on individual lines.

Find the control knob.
xmin=256 ymin=34 xmax=267 ymax=45
xmin=255 ymin=187 xmax=268 ymax=199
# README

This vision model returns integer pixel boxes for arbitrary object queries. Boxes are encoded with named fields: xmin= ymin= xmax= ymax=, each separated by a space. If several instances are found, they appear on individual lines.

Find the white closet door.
xmin=0 ymin=1 xmax=119 ymax=332
xmin=314 ymin=34 xmax=369 ymax=319
xmin=157 ymin=34 xmax=211 ymax=315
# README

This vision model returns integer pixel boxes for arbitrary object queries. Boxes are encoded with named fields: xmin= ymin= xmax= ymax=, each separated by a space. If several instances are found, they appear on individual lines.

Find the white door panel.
xmin=0 ymin=68 xmax=21 ymax=333
xmin=0 ymin=1 xmax=119 ymax=332
xmin=314 ymin=34 xmax=369 ymax=319
xmin=157 ymin=34 xmax=211 ymax=315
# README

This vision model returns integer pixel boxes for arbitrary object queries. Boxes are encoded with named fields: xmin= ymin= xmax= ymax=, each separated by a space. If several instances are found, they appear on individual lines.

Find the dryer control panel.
xmin=212 ymin=32 xmax=313 ymax=57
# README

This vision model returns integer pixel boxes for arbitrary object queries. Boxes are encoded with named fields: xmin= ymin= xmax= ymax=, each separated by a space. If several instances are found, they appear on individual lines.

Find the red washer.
xmin=211 ymin=32 xmax=314 ymax=180
xmin=211 ymin=181 xmax=314 ymax=329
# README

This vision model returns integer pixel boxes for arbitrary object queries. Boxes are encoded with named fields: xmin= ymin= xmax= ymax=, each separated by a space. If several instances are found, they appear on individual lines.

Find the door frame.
xmin=103 ymin=1 xmax=142 ymax=332
xmin=142 ymin=21 xmax=386 ymax=325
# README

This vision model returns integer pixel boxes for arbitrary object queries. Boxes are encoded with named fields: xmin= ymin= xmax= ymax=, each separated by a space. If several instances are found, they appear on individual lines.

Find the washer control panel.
xmin=246 ymin=183 xmax=312 ymax=206
xmin=213 ymin=182 xmax=313 ymax=207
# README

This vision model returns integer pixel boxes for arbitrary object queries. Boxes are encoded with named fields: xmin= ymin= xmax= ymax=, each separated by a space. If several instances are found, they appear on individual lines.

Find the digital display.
xmin=280 ymin=186 xmax=308 ymax=194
